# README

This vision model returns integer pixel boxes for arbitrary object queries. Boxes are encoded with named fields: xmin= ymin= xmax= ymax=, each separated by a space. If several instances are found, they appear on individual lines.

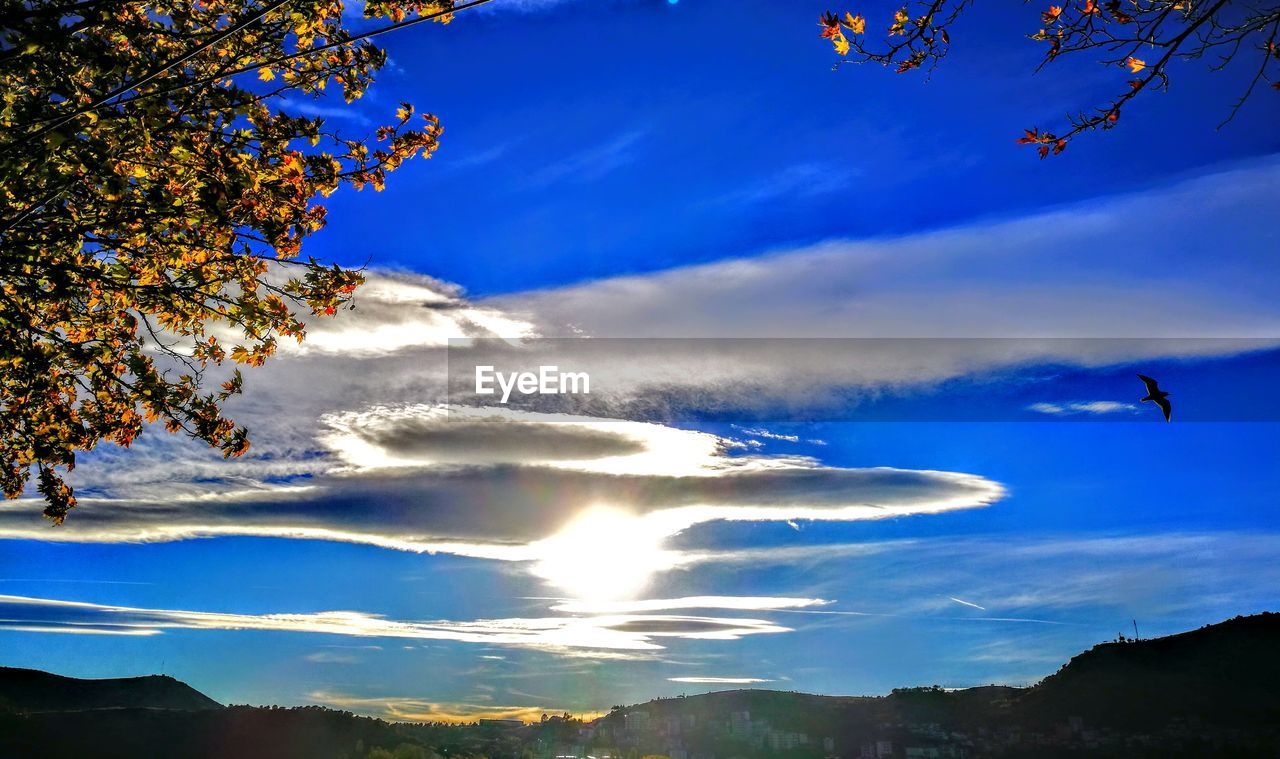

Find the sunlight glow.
xmin=528 ymin=507 xmax=684 ymax=601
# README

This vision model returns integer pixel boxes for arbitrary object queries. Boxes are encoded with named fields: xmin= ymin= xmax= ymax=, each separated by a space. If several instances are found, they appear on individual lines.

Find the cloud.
xmin=2 ymin=405 xmax=1002 ymax=599
xmin=469 ymin=0 xmax=595 ymax=13
xmin=499 ymin=160 xmax=1280 ymax=339
xmin=708 ymin=162 xmax=859 ymax=207
xmin=733 ymin=426 xmax=801 ymax=443
xmin=779 ymin=532 xmax=1280 ymax=623
xmin=667 ymin=677 xmax=773 ymax=684
xmin=1028 ymin=401 xmax=1138 ymax=415
xmin=289 ymin=272 xmax=536 ymax=355
xmin=304 ymin=650 xmax=364 ymax=664
xmin=548 ymin=596 xmax=832 ymax=614
xmin=0 ymin=594 xmax=794 ymax=654
xmin=524 ymin=130 xmax=646 ymax=188
xmin=12 ymin=162 xmax=1273 ymax=614
xmin=306 ymin=692 xmax=599 ymax=723
xmin=278 ymin=98 xmax=373 ymax=125
xmin=441 ymin=142 xmax=514 ymax=170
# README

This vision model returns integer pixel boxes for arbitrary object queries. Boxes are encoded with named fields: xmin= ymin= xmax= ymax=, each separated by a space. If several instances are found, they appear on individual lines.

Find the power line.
xmin=5 ymin=0 xmax=496 ymax=147
xmin=9 ymin=0 xmax=296 ymax=147
xmin=98 ymin=0 xmax=496 ymax=116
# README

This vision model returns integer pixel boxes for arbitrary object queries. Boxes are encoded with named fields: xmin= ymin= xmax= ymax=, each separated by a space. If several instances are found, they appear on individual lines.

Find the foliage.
xmin=0 ymin=0 xmax=459 ymax=521
xmin=818 ymin=0 xmax=1280 ymax=156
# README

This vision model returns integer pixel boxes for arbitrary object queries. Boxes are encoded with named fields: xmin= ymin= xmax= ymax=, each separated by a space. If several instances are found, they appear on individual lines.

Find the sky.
xmin=2 ymin=0 xmax=1280 ymax=724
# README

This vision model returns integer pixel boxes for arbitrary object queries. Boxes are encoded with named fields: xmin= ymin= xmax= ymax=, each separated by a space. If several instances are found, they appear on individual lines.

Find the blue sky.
xmin=2 ymin=0 xmax=1280 ymax=723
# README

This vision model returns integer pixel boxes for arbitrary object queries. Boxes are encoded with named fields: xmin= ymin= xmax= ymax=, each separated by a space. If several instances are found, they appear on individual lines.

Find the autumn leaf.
xmin=1125 ymin=57 xmax=1146 ymax=73
xmin=842 ymin=12 xmax=867 ymax=34
xmin=889 ymin=7 xmax=910 ymax=34
xmin=819 ymin=11 xmax=842 ymax=38
xmin=1041 ymin=5 xmax=1062 ymax=23
xmin=833 ymin=32 xmax=851 ymax=55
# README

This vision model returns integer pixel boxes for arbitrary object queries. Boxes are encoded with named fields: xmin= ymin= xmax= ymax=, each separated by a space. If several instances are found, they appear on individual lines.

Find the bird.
xmin=1137 ymin=374 xmax=1171 ymax=422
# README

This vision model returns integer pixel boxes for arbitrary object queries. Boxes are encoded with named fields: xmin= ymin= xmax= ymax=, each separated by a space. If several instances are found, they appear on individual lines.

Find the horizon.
xmin=7 ymin=608 xmax=1276 ymax=724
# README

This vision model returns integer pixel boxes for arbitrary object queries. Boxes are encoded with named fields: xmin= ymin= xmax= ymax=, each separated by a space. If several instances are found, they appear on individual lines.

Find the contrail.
xmin=948 ymin=596 xmax=987 ymax=611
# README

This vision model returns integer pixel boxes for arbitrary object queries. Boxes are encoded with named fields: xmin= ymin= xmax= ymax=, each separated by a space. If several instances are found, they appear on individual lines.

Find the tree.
xmin=817 ymin=0 xmax=1280 ymax=156
xmin=0 ymin=0 xmax=484 ymax=521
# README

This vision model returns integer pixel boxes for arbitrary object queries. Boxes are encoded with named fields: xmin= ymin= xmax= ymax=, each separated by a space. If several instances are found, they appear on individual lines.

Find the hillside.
xmin=1019 ymin=612 xmax=1280 ymax=728
xmin=0 ymin=705 xmax=436 ymax=759
xmin=602 ymin=612 xmax=1280 ymax=731
xmin=0 ymin=667 xmax=222 ymax=713
xmin=592 ymin=612 xmax=1280 ymax=756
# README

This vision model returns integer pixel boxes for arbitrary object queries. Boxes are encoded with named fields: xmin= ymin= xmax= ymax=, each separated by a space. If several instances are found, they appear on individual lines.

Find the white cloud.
xmin=1028 ymin=401 xmax=1138 ymax=415
xmin=498 ymin=160 xmax=1280 ymax=340
xmin=708 ymin=162 xmax=859 ymax=207
xmin=667 ymin=677 xmax=773 ymax=684
xmin=0 ymin=594 xmax=794 ymax=653
xmin=733 ymin=426 xmax=801 ymax=443
xmin=304 ymin=651 xmax=363 ymax=664
xmin=290 ymin=272 xmax=536 ymax=355
xmin=549 ymin=596 xmax=832 ymax=614
xmin=278 ymin=98 xmax=373 ymax=125
xmin=524 ymin=130 xmax=647 ymax=188
xmin=4 ymin=400 xmax=1002 ymax=601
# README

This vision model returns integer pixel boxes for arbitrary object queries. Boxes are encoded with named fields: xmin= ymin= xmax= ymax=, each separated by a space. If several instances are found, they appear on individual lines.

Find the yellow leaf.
xmin=833 ymin=32 xmax=851 ymax=55
xmin=1126 ymin=57 xmax=1145 ymax=73
xmin=843 ymin=12 xmax=866 ymax=34
xmin=258 ymin=67 xmax=275 ymax=81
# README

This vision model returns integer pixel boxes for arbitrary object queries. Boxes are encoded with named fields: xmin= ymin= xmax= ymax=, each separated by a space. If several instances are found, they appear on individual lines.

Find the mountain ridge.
xmin=0 ymin=665 xmax=223 ymax=714
xmin=1 ymin=611 xmax=1279 ymax=757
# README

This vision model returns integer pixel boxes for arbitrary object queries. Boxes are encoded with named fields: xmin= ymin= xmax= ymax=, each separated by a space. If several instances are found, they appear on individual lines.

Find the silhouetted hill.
xmin=0 ymin=705 xmax=432 ymax=759
xmin=2 ymin=612 xmax=1279 ymax=757
xmin=1019 ymin=612 xmax=1280 ymax=728
xmin=595 ymin=613 xmax=1280 ymax=756
xmin=0 ymin=666 xmax=222 ymax=713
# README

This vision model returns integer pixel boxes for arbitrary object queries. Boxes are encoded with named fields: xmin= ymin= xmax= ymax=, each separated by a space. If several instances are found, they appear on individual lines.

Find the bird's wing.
xmin=1137 ymin=374 xmax=1161 ymax=394
xmin=1155 ymin=396 xmax=1172 ymax=422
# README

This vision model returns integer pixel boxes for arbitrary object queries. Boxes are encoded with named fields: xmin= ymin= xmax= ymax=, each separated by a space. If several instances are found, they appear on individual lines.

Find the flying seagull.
xmin=1137 ymin=374 xmax=1172 ymax=422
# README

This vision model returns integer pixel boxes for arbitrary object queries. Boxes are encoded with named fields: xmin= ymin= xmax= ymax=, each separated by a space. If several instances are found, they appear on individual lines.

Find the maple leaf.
xmin=842 ymin=12 xmax=867 ymax=34
xmin=1042 ymin=5 xmax=1062 ymax=23
xmin=1125 ymin=57 xmax=1146 ymax=73
xmin=819 ymin=11 xmax=841 ymax=38
xmin=833 ymin=33 xmax=851 ymax=55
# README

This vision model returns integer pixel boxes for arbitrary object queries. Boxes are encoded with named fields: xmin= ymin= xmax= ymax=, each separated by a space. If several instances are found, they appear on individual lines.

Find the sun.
xmin=528 ymin=507 xmax=684 ymax=602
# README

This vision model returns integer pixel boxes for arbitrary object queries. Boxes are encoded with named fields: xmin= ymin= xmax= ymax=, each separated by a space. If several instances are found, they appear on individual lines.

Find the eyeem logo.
xmin=474 ymin=365 xmax=591 ymax=404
